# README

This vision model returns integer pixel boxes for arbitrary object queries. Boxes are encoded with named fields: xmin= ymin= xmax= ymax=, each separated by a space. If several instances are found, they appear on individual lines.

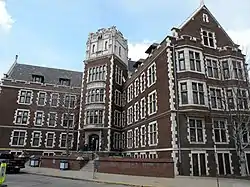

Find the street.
xmin=4 ymin=173 xmax=128 ymax=187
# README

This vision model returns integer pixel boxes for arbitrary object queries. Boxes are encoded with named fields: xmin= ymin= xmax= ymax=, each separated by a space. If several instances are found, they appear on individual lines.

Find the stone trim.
xmin=147 ymin=62 xmax=157 ymax=88
xmin=189 ymin=150 xmax=209 ymax=176
xmin=134 ymin=127 xmax=139 ymax=148
xmin=45 ymin=132 xmax=56 ymax=148
xmin=140 ymin=125 xmax=146 ymax=147
xmin=49 ymin=93 xmax=60 ymax=107
xmin=59 ymin=132 xmax=74 ymax=149
xmin=30 ymin=131 xmax=42 ymax=147
xmin=148 ymin=120 xmax=158 ymax=146
xmin=140 ymin=72 xmax=146 ymax=93
xmin=60 ymin=113 xmax=75 ymax=128
xmin=9 ymin=129 xmax=28 ymax=147
xmin=107 ymin=56 xmax=114 ymax=151
xmin=36 ymin=91 xmax=47 ymax=106
xmin=47 ymin=112 xmax=58 ymax=127
xmin=33 ymin=110 xmax=45 ymax=127
xmin=147 ymin=89 xmax=158 ymax=116
xmin=140 ymin=97 xmax=146 ymax=119
xmin=187 ymin=116 xmax=207 ymax=144
xmin=13 ymin=109 xmax=30 ymax=126
xmin=17 ymin=89 xmax=33 ymax=105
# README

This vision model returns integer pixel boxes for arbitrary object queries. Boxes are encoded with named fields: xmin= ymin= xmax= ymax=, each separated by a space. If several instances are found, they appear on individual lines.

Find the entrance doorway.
xmin=88 ymin=134 xmax=99 ymax=151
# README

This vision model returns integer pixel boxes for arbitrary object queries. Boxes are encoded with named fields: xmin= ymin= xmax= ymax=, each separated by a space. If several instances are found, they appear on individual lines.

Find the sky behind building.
xmin=0 ymin=0 xmax=250 ymax=77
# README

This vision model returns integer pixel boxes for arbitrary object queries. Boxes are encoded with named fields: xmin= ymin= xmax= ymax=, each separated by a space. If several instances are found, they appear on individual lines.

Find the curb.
xmin=23 ymin=172 xmax=155 ymax=187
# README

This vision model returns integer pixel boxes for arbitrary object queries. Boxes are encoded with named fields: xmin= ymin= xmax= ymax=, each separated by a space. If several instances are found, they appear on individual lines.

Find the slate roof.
xmin=7 ymin=63 xmax=83 ymax=87
xmin=128 ymin=60 xmax=136 ymax=74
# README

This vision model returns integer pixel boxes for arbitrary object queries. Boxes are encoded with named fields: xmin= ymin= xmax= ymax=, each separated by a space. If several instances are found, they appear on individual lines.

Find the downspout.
xmin=172 ymin=43 xmax=182 ymax=175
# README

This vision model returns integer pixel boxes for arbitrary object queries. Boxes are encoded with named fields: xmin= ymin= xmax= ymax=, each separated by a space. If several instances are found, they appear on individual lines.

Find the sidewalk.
xmin=22 ymin=166 xmax=250 ymax=187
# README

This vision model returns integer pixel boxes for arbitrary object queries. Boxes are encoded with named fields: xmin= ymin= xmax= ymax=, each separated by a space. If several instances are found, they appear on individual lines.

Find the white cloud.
xmin=0 ymin=0 xmax=14 ymax=31
xmin=128 ymin=40 xmax=154 ymax=61
xmin=227 ymin=29 xmax=250 ymax=58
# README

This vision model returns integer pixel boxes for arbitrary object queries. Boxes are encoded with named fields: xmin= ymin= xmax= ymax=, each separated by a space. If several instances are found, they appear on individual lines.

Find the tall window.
xmin=232 ymin=61 xmax=243 ymax=79
xmin=237 ymin=89 xmax=248 ymax=109
xmin=134 ymin=128 xmax=139 ymax=148
xmin=191 ymin=152 xmax=207 ymax=176
xmin=46 ymin=132 xmax=55 ymax=147
xmin=207 ymin=59 xmax=219 ymax=78
xmin=48 ymin=113 xmax=57 ymax=127
xmin=115 ymin=90 xmax=121 ymax=106
xmin=64 ymin=95 xmax=76 ymax=108
xmin=148 ymin=90 xmax=157 ymax=115
xmin=104 ymin=41 xmax=108 ymax=50
xmin=121 ymin=132 xmax=126 ymax=149
xmin=202 ymin=30 xmax=215 ymax=48
xmin=60 ymin=133 xmax=73 ymax=148
xmin=140 ymin=98 xmax=146 ymax=119
xmin=148 ymin=121 xmax=157 ymax=146
xmin=192 ymin=82 xmax=205 ymax=105
xmin=210 ymin=88 xmax=223 ymax=109
xmin=115 ymin=66 xmax=123 ymax=85
xmin=113 ymin=132 xmax=120 ymax=150
xmin=127 ymin=107 xmax=133 ymax=125
xmin=18 ymin=90 xmax=32 ymax=104
xmin=50 ymin=93 xmax=59 ymax=107
xmin=31 ymin=131 xmax=41 ymax=147
xmin=189 ymin=119 xmax=204 ymax=143
xmin=180 ymin=82 xmax=188 ymax=104
xmin=222 ymin=60 xmax=230 ymax=79
xmin=10 ymin=130 xmax=26 ymax=146
xmin=127 ymin=84 xmax=133 ymax=102
xmin=86 ymin=110 xmax=104 ymax=124
xmin=34 ymin=111 xmax=44 ymax=126
xmin=178 ymin=51 xmax=185 ymax=71
xmin=37 ymin=92 xmax=46 ymax=106
xmin=122 ymin=91 xmax=127 ymax=107
xmin=114 ymin=111 xmax=121 ymax=127
xmin=122 ymin=111 xmax=126 ymax=127
xmin=141 ymin=125 xmax=146 ymax=147
xmin=213 ymin=120 xmax=227 ymax=143
xmin=134 ymin=102 xmax=139 ymax=122
xmin=226 ymin=89 xmax=234 ymax=109
xmin=92 ymin=44 xmax=95 ymax=53
xmin=14 ymin=109 xmax=29 ymax=125
xmin=127 ymin=130 xmax=133 ymax=148
xmin=147 ymin=62 xmax=156 ymax=87
xmin=134 ymin=78 xmax=139 ymax=97
xmin=140 ymin=73 xmax=146 ymax=92
xmin=118 ymin=46 xmax=121 ymax=56
xmin=217 ymin=153 xmax=232 ymax=175
xmin=189 ymin=51 xmax=201 ymax=72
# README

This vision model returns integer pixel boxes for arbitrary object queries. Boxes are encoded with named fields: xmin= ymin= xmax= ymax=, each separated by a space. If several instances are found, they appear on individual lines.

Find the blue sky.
xmin=0 ymin=0 xmax=250 ymax=77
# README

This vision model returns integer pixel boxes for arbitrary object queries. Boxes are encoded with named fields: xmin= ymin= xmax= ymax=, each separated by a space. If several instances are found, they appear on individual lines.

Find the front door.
xmin=88 ymin=134 xmax=99 ymax=151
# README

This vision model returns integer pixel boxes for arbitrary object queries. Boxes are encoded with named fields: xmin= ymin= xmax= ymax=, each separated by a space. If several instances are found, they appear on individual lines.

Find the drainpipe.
xmin=172 ymin=43 xmax=182 ymax=175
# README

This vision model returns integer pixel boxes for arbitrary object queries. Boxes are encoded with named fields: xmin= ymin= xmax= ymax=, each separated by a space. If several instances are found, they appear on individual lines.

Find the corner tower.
xmin=79 ymin=26 xmax=128 ymax=154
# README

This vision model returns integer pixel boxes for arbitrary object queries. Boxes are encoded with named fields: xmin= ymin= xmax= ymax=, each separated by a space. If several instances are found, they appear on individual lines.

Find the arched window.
xmin=104 ymin=41 xmax=108 ymax=50
xmin=92 ymin=44 xmax=95 ymax=53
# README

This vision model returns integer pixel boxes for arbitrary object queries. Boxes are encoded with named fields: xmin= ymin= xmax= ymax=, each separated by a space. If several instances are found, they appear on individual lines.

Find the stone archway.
xmin=88 ymin=134 xmax=99 ymax=151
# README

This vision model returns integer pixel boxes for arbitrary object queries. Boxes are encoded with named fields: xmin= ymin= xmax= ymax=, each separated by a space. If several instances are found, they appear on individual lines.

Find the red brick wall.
xmin=97 ymin=157 xmax=174 ymax=178
xmin=40 ymin=156 xmax=88 ymax=170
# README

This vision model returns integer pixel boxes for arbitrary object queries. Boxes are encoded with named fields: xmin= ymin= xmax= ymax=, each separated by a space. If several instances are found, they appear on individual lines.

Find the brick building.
xmin=0 ymin=56 xmax=82 ymax=156
xmin=1 ymin=3 xmax=250 ymax=177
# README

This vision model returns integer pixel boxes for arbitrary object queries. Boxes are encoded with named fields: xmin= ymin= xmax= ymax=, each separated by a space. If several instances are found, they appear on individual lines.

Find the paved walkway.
xmin=22 ymin=166 xmax=250 ymax=187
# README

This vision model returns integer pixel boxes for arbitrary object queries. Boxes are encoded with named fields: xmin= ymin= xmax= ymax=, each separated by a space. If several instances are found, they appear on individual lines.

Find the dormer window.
xmin=203 ymin=13 xmax=209 ymax=23
xmin=201 ymin=30 xmax=216 ymax=48
xmin=59 ymin=78 xmax=70 ymax=86
xmin=32 ymin=75 xmax=44 ymax=83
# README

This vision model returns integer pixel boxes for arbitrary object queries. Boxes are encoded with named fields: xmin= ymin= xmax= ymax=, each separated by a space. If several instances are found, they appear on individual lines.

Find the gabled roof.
xmin=179 ymin=4 xmax=236 ymax=46
xmin=7 ymin=63 xmax=83 ymax=87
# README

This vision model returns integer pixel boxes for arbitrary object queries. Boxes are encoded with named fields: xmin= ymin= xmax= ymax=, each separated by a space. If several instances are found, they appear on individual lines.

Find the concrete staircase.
xmin=81 ymin=160 xmax=94 ymax=172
